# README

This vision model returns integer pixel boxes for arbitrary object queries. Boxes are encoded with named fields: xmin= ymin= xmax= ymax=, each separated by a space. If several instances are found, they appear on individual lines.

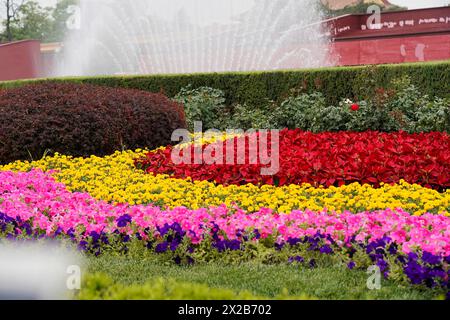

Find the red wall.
xmin=0 ymin=40 xmax=41 ymax=81
xmin=325 ymin=7 xmax=450 ymax=66
xmin=331 ymin=33 xmax=450 ymax=66
xmin=329 ymin=7 xmax=450 ymax=40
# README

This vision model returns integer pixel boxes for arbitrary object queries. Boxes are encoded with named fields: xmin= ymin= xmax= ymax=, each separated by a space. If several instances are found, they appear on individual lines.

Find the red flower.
xmin=350 ymin=103 xmax=360 ymax=111
xmin=136 ymin=130 xmax=450 ymax=189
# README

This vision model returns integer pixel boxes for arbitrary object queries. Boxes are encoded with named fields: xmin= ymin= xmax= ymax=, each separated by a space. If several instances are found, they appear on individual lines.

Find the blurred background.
xmin=0 ymin=0 xmax=449 ymax=80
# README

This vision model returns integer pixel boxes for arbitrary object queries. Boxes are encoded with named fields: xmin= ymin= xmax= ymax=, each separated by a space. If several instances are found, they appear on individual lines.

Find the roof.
xmin=40 ymin=42 xmax=63 ymax=54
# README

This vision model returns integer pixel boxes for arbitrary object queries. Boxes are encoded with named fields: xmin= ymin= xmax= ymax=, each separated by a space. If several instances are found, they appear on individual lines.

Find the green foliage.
xmin=47 ymin=0 xmax=78 ymax=42
xmin=320 ymin=1 xmax=406 ymax=17
xmin=173 ymin=85 xmax=226 ymax=131
xmin=225 ymin=102 xmax=276 ymax=129
xmin=1 ymin=62 xmax=448 ymax=133
xmin=285 ymin=75 xmax=450 ymax=133
xmin=0 ymin=0 xmax=77 ymax=43
xmin=174 ymin=74 xmax=449 ymax=132
xmin=6 ymin=1 xmax=53 ymax=42
xmin=274 ymin=92 xmax=328 ymax=131
xmin=382 ymin=76 xmax=450 ymax=132
xmin=78 ymin=273 xmax=311 ymax=300
xmin=1 ymin=62 xmax=448 ymax=107
xmin=411 ymin=98 xmax=450 ymax=132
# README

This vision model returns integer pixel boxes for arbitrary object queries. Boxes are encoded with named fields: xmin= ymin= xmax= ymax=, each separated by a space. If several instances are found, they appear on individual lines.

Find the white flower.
xmin=344 ymin=99 xmax=353 ymax=104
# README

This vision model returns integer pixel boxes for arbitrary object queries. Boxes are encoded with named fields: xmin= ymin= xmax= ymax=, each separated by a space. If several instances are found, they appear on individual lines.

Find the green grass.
xmin=85 ymin=255 xmax=443 ymax=300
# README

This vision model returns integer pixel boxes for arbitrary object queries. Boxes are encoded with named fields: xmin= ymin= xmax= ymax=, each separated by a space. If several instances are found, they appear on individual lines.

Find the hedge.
xmin=1 ymin=61 xmax=448 ymax=107
xmin=0 ymin=82 xmax=186 ymax=164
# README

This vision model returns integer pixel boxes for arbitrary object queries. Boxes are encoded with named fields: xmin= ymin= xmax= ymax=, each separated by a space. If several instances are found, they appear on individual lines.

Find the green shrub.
xmin=241 ymin=76 xmax=450 ymax=132
xmin=78 ymin=273 xmax=312 ymax=300
xmin=383 ymin=76 xmax=450 ymax=132
xmin=172 ymin=71 xmax=449 ymax=133
xmin=274 ymin=92 xmax=328 ymax=130
xmin=226 ymin=103 xmax=276 ymax=129
xmin=1 ymin=61 xmax=448 ymax=107
xmin=2 ymin=63 xmax=447 ymax=134
xmin=411 ymin=98 xmax=450 ymax=132
xmin=174 ymin=85 xmax=227 ymax=131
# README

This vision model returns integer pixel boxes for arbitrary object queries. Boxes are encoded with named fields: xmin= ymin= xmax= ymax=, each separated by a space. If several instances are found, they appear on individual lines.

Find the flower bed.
xmin=1 ymin=151 xmax=449 ymax=216
xmin=1 ymin=130 xmax=449 ymax=297
xmin=137 ymin=130 xmax=450 ymax=189
xmin=0 ymin=169 xmax=449 ymax=292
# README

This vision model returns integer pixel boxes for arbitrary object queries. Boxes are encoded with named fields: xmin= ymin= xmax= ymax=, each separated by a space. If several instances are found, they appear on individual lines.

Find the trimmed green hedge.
xmin=1 ymin=61 xmax=448 ymax=106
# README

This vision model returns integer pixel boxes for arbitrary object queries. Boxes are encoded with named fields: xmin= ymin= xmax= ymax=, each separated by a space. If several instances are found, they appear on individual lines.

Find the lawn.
xmin=85 ymin=255 xmax=442 ymax=300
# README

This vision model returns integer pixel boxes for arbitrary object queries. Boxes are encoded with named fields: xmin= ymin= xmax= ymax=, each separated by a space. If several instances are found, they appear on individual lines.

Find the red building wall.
xmin=0 ymin=40 xmax=41 ymax=81
xmin=331 ymin=33 xmax=450 ymax=66
xmin=328 ymin=7 xmax=450 ymax=40
xmin=329 ymin=6 xmax=450 ymax=66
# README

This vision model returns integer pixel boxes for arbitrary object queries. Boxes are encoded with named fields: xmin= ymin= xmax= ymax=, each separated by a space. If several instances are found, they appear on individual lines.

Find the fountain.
xmin=57 ymin=0 xmax=332 ymax=76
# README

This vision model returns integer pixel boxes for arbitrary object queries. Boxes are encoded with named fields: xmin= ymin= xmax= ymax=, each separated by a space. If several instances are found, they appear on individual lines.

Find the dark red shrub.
xmin=0 ymin=82 xmax=186 ymax=164
xmin=136 ymin=130 xmax=450 ymax=189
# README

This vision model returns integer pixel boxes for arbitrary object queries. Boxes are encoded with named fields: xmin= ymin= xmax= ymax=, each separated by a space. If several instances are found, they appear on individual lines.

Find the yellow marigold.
xmin=1 ymin=150 xmax=449 ymax=216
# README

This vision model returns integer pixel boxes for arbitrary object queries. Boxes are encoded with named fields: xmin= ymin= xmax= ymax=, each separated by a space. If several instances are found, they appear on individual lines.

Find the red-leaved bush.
xmin=136 ymin=130 xmax=450 ymax=189
xmin=0 ymin=82 xmax=186 ymax=164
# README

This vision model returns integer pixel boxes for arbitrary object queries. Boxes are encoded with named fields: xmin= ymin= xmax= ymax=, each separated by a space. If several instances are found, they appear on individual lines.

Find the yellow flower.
xmin=1 ymin=149 xmax=449 ymax=216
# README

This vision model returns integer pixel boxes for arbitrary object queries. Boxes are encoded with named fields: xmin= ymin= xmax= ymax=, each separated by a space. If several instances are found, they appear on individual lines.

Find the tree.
xmin=321 ymin=1 xmax=406 ymax=17
xmin=47 ymin=0 xmax=77 ymax=42
xmin=0 ymin=0 xmax=78 ymax=43
xmin=7 ymin=1 xmax=53 ymax=41
xmin=1 ymin=0 xmax=24 ymax=42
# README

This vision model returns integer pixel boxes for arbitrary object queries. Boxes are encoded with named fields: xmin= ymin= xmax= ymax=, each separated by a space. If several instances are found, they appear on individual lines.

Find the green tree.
xmin=0 ymin=0 xmax=24 ymax=42
xmin=47 ymin=0 xmax=78 ymax=42
xmin=321 ymin=1 xmax=406 ymax=17
xmin=0 ymin=0 xmax=78 ymax=43
xmin=7 ymin=1 xmax=52 ymax=41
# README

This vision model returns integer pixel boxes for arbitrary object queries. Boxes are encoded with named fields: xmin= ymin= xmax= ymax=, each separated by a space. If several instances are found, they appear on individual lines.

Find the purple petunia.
xmin=347 ymin=261 xmax=356 ymax=270
xmin=288 ymin=256 xmax=304 ymax=264
xmin=116 ymin=214 xmax=132 ymax=228
xmin=422 ymin=252 xmax=442 ymax=265
xmin=319 ymin=245 xmax=333 ymax=255
xmin=155 ymin=241 xmax=169 ymax=253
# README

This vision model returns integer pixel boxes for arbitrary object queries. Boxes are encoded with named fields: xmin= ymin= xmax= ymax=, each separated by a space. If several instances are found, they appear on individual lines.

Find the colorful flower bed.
xmin=137 ymin=130 xmax=450 ymax=189
xmin=1 ymin=130 xmax=449 ymax=297
xmin=0 ymin=170 xmax=449 ymax=292
xmin=1 ymin=151 xmax=449 ymax=216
